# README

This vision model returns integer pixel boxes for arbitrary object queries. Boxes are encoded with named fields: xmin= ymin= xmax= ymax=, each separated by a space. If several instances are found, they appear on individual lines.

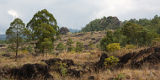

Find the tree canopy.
xmin=27 ymin=9 xmax=59 ymax=40
xmin=81 ymin=16 xmax=121 ymax=32
xmin=6 ymin=18 xmax=25 ymax=60
xmin=26 ymin=9 xmax=59 ymax=54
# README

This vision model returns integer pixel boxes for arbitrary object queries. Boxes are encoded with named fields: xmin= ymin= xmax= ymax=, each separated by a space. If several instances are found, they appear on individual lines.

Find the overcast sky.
xmin=0 ymin=0 xmax=160 ymax=34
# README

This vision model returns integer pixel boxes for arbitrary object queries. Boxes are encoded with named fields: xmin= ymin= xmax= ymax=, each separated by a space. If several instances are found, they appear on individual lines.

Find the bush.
xmin=104 ymin=56 xmax=119 ymax=68
xmin=59 ymin=62 xmax=67 ymax=76
xmin=56 ymin=42 xmax=65 ymax=52
xmin=106 ymin=43 xmax=121 ymax=52
xmin=100 ymin=30 xmax=126 ymax=51
xmin=100 ymin=31 xmax=115 ymax=51
xmin=66 ymin=38 xmax=74 ymax=52
xmin=75 ymin=42 xmax=84 ymax=52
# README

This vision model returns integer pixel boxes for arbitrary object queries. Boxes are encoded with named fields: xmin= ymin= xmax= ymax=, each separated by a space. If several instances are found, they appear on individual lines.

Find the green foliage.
xmin=104 ymin=56 xmax=119 ymax=68
xmin=6 ymin=18 xmax=25 ymax=43
xmin=56 ymin=42 xmax=65 ymax=52
xmin=126 ymin=15 xmax=160 ymax=34
xmin=59 ymin=62 xmax=67 ymax=76
xmin=75 ymin=42 xmax=84 ymax=52
xmin=27 ymin=9 xmax=59 ymax=54
xmin=66 ymin=38 xmax=74 ymax=52
xmin=81 ymin=16 xmax=121 ymax=32
xmin=27 ymin=9 xmax=58 ymax=39
xmin=52 ymin=62 xmax=67 ymax=77
xmin=100 ymin=30 xmax=125 ymax=51
xmin=100 ymin=22 xmax=159 ymax=51
xmin=122 ymin=22 xmax=158 ymax=46
xmin=41 ymin=38 xmax=53 ymax=53
xmin=6 ymin=18 xmax=25 ymax=60
xmin=106 ymin=43 xmax=121 ymax=52
xmin=100 ymin=31 xmax=115 ymax=51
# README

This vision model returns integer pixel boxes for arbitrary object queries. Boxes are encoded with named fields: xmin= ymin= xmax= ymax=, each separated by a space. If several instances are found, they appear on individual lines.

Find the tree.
xmin=81 ymin=16 xmax=121 ymax=32
xmin=59 ymin=27 xmax=69 ymax=35
xmin=6 ymin=18 xmax=25 ymax=61
xmin=35 ymin=23 xmax=56 ymax=54
xmin=121 ymin=22 xmax=158 ymax=46
xmin=100 ymin=30 xmax=126 ymax=51
xmin=100 ymin=31 xmax=116 ymax=51
xmin=26 ymin=9 xmax=59 ymax=54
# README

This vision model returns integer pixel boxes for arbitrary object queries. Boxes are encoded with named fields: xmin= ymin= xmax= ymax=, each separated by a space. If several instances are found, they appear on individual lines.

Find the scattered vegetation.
xmin=75 ymin=42 xmax=84 ymax=52
xmin=66 ymin=38 xmax=74 ymax=52
xmin=0 ymin=9 xmax=160 ymax=80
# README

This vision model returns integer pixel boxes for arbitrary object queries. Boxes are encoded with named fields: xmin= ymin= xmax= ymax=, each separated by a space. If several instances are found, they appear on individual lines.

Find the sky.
xmin=0 ymin=0 xmax=160 ymax=34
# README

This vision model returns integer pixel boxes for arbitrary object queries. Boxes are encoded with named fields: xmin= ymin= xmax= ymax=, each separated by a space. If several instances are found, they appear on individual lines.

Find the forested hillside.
xmin=81 ymin=16 xmax=121 ymax=32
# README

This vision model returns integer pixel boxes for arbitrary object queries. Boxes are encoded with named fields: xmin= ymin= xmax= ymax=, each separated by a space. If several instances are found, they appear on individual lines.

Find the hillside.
xmin=57 ymin=31 xmax=106 ymax=47
xmin=0 ymin=43 xmax=160 ymax=80
xmin=81 ymin=16 xmax=121 ymax=32
xmin=1 ymin=8 xmax=160 ymax=80
xmin=0 ymin=34 xmax=6 ymax=40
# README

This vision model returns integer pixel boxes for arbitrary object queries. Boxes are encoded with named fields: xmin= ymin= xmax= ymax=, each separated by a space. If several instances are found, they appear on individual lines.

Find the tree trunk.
xmin=15 ymin=29 xmax=19 ymax=61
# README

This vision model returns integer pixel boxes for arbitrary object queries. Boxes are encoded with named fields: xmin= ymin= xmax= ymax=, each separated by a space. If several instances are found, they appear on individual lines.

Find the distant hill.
xmin=0 ymin=34 xmax=6 ymax=40
xmin=81 ymin=16 xmax=121 ymax=32
xmin=69 ymin=29 xmax=80 ymax=33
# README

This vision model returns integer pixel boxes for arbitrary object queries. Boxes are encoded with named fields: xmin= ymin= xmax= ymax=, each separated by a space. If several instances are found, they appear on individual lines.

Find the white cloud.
xmin=8 ymin=10 xmax=19 ymax=18
xmin=94 ymin=0 xmax=160 ymax=20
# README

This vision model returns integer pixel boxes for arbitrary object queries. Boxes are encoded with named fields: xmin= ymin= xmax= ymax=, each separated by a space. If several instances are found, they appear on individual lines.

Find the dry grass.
xmin=49 ymin=68 xmax=160 ymax=80
xmin=0 ymin=47 xmax=160 ymax=80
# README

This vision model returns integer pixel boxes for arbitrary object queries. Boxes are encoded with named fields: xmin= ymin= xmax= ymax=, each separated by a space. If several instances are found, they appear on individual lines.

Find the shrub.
xmin=100 ymin=30 xmax=126 ymax=51
xmin=104 ymin=56 xmax=119 ymax=68
xmin=100 ymin=31 xmax=115 ymax=51
xmin=56 ymin=42 xmax=65 ymax=52
xmin=59 ymin=62 xmax=67 ymax=76
xmin=66 ymin=38 xmax=74 ymax=52
xmin=106 ymin=43 xmax=121 ymax=52
xmin=75 ymin=42 xmax=84 ymax=52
